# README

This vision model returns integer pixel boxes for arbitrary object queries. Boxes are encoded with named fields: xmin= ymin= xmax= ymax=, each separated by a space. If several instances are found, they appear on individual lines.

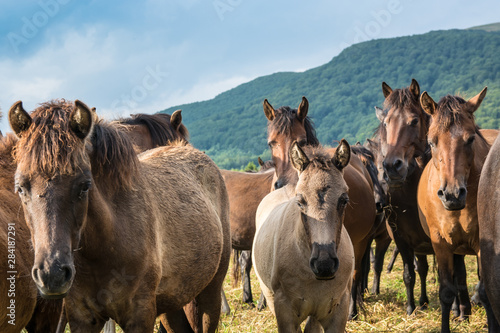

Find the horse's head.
xmin=421 ymin=88 xmax=487 ymax=211
xmin=9 ymin=99 xmax=94 ymax=299
xmin=356 ymin=141 xmax=388 ymax=213
xmin=290 ymin=140 xmax=350 ymax=280
xmin=264 ymin=97 xmax=319 ymax=190
xmin=377 ymin=79 xmax=429 ymax=186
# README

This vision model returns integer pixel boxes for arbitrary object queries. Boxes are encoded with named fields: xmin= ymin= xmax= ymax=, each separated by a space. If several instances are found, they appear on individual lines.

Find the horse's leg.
xmin=434 ymin=245 xmax=455 ymax=333
xmin=453 ymin=254 xmax=471 ymax=321
xmin=160 ymin=311 xmax=195 ymax=333
xmin=479 ymin=279 xmax=500 ymax=332
xmin=391 ymin=235 xmax=417 ymax=315
xmin=273 ymin=294 xmax=301 ymax=333
xmin=415 ymin=254 xmax=429 ymax=308
xmin=372 ymin=235 xmax=391 ymax=295
xmin=257 ymin=292 xmax=267 ymax=311
xmin=221 ymin=290 xmax=231 ymax=315
xmin=386 ymin=246 xmax=399 ymax=273
xmin=303 ymin=316 xmax=323 ymax=333
xmin=361 ymin=241 xmax=371 ymax=293
xmin=322 ymin=289 xmax=351 ymax=333
xmin=240 ymin=250 xmax=254 ymax=306
xmin=349 ymin=240 xmax=368 ymax=320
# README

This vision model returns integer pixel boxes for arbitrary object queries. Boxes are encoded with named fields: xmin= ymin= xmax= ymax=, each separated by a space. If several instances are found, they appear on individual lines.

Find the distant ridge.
xmin=468 ymin=22 xmax=500 ymax=32
xmin=160 ymin=28 xmax=500 ymax=169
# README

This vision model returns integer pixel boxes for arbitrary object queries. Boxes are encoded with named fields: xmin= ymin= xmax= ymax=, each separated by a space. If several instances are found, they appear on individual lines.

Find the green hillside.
xmin=160 ymin=29 xmax=500 ymax=169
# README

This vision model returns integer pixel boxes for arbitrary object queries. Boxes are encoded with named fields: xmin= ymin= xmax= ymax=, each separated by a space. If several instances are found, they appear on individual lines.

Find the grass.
xmin=218 ymin=244 xmax=488 ymax=332
xmin=53 ymin=244 xmax=487 ymax=332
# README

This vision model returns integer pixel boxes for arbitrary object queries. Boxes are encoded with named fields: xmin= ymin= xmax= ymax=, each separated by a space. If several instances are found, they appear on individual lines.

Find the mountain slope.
xmin=161 ymin=29 xmax=500 ymax=169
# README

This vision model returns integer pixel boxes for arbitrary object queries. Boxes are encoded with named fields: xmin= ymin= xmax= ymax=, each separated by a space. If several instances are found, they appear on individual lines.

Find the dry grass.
xmin=218 ymin=244 xmax=488 ymax=332
xmin=51 ymin=244 xmax=487 ymax=332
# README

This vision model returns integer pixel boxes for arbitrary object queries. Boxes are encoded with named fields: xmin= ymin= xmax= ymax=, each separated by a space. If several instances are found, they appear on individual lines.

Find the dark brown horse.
xmin=375 ymin=79 xmax=434 ymax=315
xmin=263 ymin=97 xmax=377 ymax=319
xmin=8 ymin=99 xmax=230 ymax=332
xmin=115 ymin=111 xmax=189 ymax=151
xmin=0 ymin=134 xmax=63 ymax=332
xmin=478 ymin=133 xmax=500 ymax=332
xmin=418 ymin=89 xmax=493 ymax=333
xmin=352 ymin=143 xmax=391 ymax=296
xmin=220 ymin=166 xmax=274 ymax=305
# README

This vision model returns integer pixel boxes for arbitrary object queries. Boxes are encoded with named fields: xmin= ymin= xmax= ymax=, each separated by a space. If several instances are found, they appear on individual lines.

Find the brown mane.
xmin=383 ymin=86 xmax=419 ymax=109
xmin=14 ymin=99 xmax=138 ymax=189
xmin=267 ymin=106 xmax=319 ymax=146
xmin=431 ymin=95 xmax=487 ymax=143
xmin=116 ymin=113 xmax=189 ymax=146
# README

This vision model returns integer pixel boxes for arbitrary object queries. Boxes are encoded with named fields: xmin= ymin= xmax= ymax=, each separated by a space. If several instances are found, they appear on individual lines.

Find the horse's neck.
xmin=470 ymin=136 xmax=491 ymax=188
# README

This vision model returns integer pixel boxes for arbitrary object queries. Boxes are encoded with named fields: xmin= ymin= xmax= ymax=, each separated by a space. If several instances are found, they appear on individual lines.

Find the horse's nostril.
xmin=393 ymin=159 xmax=403 ymax=170
xmin=458 ymin=187 xmax=467 ymax=198
xmin=437 ymin=189 xmax=444 ymax=198
xmin=32 ymin=267 xmax=40 ymax=282
xmin=62 ymin=265 xmax=73 ymax=282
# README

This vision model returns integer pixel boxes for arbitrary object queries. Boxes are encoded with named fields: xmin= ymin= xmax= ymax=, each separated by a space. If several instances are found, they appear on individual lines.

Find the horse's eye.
xmin=428 ymin=140 xmax=436 ymax=148
xmin=296 ymin=195 xmax=306 ymax=210
xmin=15 ymin=181 xmax=29 ymax=196
xmin=79 ymin=181 xmax=92 ymax=197
xmin=298 ymin=140 xmax=307 ymax=147
xmin=410 ymin=118 xmax=419 ymax=126
xmin=383 ymin=121 xmax=388 ymax=128
xmin=337 ymin=193 xmax=349 ymax=211
xmin=466 ymin=136 xmax=475 ymax=145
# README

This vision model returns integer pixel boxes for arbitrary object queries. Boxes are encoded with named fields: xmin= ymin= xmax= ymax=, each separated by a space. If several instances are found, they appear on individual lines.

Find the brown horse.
xmin=375 ymin=79 xmax=434 ymax=315
xmin=352 ymin=143 xmax=391 ymax=296
xmin=8 ymin=99 xmax=230 ymax=332
xmin=115 ymin=111 xmax=189 ymax=151
xmin=0 ymin=133 xmax=64 ymax=333
xmin=478 ymin=134 xmax=500 ymax=332
xmin=263 ymin=97 xmax=376 ymax=319
xmin=0 ymin=134 xmax=37 ymax=332
xmin=417 ymin=89 xmax=491 ymax=333
xmin=220 ymin=166 xmax=274 ymax=305
xmin=253 ymin=141 xmax=354 ymax=332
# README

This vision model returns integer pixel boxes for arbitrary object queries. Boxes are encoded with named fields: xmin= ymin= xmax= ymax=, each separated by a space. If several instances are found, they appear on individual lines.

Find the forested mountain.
xmin=160 ymin=28 xmax=500 ymax=169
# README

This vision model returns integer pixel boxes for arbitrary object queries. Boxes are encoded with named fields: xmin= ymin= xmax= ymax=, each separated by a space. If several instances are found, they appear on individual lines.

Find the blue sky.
xmin=1 ymin=0 xmax=499 ymax=134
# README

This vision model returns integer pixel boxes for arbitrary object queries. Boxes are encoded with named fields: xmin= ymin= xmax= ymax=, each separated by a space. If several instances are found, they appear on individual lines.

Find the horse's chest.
xmin=438 ymin=213 xmax=479 ymax=254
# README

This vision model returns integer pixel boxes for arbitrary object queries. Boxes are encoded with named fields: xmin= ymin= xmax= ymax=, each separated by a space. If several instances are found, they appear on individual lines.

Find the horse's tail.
xmin=232 ymin=249 xmax=241 ymax=287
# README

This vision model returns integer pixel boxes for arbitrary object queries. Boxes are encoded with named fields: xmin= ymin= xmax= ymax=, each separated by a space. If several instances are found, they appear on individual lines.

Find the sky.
xmin=0 ymin=0 xmax=499 ymax=134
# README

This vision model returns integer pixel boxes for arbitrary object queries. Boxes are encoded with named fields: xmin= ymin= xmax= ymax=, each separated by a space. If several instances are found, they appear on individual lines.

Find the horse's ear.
xmin=257 ymin=156 xmax=264 ymax=167
xmin=420 ymin=91 xmax=437 ymax=116
xmin=297 ymin=96 xmax=309 ymax=121
xmin=290 ymin=142 xmax=309 ymax=173
xmin=263 ymin=99 xmax=275 ymax=121
xmin=332 ymin=139 xmax=350 ymax=171
xmin=9 ymin=101 xmax=32 ymax=138
xmin=382 ymin=82 xmax=393 ymax=98
xmin=366 ymin=138 xmax=377 ymax=150
xmin=375 ymin=106 xmax=386 ymax=122
xmin=410 ymin=78 xmax=420 ymax=98
xmin=467 ymin=87 xmax=487 ymax=114
xmin=171 ymin=109 xmax=183 ymax=130
xmin=70 ymin=100 xmax=93 ymax=140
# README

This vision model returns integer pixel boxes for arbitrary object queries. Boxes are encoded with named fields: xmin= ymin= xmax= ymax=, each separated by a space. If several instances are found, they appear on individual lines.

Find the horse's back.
xmin=221 ymin=168 xmax=274 ymax=250
xmin=138 ymin=144 xmax=230 ymax=310
xmin=478 ymin=134 xmax=500 ymax=320
xmin=479 ymin=128 xmax=499 ymax=146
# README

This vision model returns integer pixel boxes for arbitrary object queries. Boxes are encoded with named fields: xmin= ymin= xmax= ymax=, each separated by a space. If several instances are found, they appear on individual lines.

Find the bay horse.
xmin=220 ymin=166 xmax=274 ymax=306
xmin=253 ymin=141 xmax=354 ymax=332
xmin=8 ymin=99 xmax=230 ymax=332
xmin=263 ymin=97 xmax=376 ymax=319
xmin=417 ymin=89 xmax=492 ymax=333
xmin=115 ymin=111 xmax=189 ymax=151
xmin=375 ymin=79 xmax=434 ymax=315
xmin=0 ymin=134 xmax=63 ymax=332
xmin=352 ymin=143 xmax=391 ymax=296
xmin=478 ymin=133 xmax=500 ymax=332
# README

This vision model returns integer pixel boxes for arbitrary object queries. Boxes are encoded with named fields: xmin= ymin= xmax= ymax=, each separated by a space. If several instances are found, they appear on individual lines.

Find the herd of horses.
xmin=0 ymin=78 xmax=499 ymax=332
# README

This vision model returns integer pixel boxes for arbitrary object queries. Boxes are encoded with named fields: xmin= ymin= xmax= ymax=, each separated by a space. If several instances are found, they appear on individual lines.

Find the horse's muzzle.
xmin=32 ymin=259 xmax=75 ymax=299
xmin=437 ymin=186 xmax=467 ymax=211
xmin=309 ymin=242 xmax=339 ymax=280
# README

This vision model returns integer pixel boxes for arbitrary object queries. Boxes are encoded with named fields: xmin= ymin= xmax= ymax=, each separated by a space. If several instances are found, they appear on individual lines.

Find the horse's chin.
xmin=441 ymin=202 xmax=466 ymax=211
xmin=314 ymin=275 xmax=336 ymax=281
xmin=37 ymin=287 xmax=70 ymax=300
